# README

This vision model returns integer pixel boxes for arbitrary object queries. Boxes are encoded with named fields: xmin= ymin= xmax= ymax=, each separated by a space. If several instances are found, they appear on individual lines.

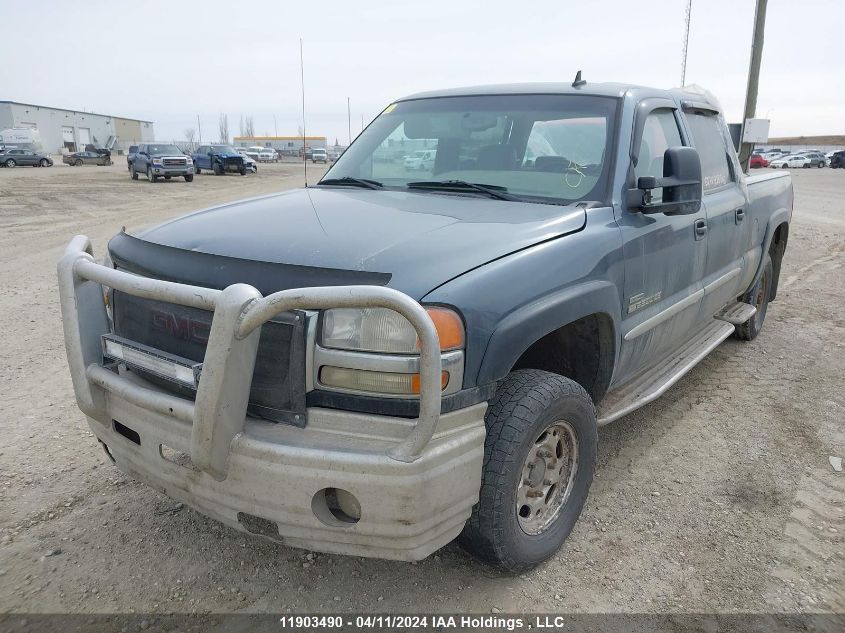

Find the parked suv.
xmin=129 ymin=143 xmax=194 ymax=182
xmin=829 ymin=150 xmax=845 ymax=169
xmin=795 ymin=151 xmax=827 ymax=167
xmin=311 ymin=148 xmax=328 ymax=163
xmin=58 ymin=82 xmax=791 ymax=572
xmin=0 ymin=148 xmax=53 ymax=167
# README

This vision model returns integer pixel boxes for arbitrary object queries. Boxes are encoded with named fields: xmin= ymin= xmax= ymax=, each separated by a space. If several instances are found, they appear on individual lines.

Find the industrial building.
xmin=0 ymin=101 xmax=155 ymax=153
xmin=233 ymin=135 xmax=327 ymax=156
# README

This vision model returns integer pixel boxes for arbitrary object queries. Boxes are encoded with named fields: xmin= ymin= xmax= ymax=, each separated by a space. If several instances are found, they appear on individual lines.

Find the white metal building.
xmin=0 ymin=101 xmax=155 ymax=153
xmin=233 ymin=135 xmax=327 ymax=156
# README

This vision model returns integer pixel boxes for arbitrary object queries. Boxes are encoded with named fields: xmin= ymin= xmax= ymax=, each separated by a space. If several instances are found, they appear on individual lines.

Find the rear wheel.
xmin=458 ymin=369 xmax=597 ymax=572
xmin=104 ymin=158 xmax=112 ymax=166
xmin=735 ymin=256 xmax=773 ymax=341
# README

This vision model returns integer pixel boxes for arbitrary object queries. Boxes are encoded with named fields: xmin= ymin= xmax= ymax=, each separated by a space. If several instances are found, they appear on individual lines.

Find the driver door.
xmin=613 ymin=102 xmax=708 ymax=386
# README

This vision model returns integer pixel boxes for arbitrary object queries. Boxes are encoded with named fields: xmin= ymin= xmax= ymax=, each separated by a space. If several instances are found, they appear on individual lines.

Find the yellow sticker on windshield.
xmin=383 ymin=103 xmax=397 ymax=114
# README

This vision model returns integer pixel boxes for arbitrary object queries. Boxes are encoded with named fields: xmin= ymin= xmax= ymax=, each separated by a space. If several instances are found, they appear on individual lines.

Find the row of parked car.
xmin=750 ymin=148 xmax=845 ymax=169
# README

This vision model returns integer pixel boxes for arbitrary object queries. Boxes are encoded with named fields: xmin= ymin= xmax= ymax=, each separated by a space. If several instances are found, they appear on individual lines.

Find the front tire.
xmin=458 ymin=369 xmax=597 ymax=572
xmin=213 ymin=161 xmax=223 ymax=175
xmin=130 ymin=164 xmax=138 ymax=180
xmin=735 ymin=255 xmax=773 ymax=341
xmin=5 ymin=158 xmax=16 ymax=168
xmin=147 ymin=166 xmax=156 ymax=183
xmin=40 ymin=158 xmax=50 ymax=167
xmin=75 ymin=159 xmax=83 ymax=166
xmin=184 ymin=174 xmax=193 ymax=182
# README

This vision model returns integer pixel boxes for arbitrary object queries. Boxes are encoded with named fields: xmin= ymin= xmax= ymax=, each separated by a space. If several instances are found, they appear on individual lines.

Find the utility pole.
xmin=347 ymin=97 xmax=352 ymax=145
xmin=197 ymin=114 xmax=202 ymax=144
xmin=273 ymin=114 xmax=278 ymax=137
xmin=738 ymin=0 xmax=768 ymax=172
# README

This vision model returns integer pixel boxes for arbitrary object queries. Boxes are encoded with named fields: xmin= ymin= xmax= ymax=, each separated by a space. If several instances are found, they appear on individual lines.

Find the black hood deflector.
xmin=108 ymin=232 xmax=391 ymax=295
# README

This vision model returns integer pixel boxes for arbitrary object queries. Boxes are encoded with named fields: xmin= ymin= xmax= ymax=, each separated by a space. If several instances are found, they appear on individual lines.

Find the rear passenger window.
xmin=685 ymin=112 xmax=733 ymax=192
xmin=635 ymin=109 xmax=683 ymax=202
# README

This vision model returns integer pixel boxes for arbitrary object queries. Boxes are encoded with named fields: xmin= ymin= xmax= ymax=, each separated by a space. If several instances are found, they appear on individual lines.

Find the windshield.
xmin=212 ymin=145 xmax=237 ymax=153
xmin=148 ymin=144 xmax=182 ymax=155
xmin=322 ymin=94 xmax=618 ymax=203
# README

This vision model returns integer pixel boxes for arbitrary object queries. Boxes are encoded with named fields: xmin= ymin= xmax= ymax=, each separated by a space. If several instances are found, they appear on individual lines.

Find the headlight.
xmin=186 ymin=157 xmax=193 ymax=164
xmin=321 ymin=307 xmax=464 ymax=353
xmin=317 ymin=306 xmax=465 ymax=397
xmin=152 ymin=158 xmax=162 ymax=165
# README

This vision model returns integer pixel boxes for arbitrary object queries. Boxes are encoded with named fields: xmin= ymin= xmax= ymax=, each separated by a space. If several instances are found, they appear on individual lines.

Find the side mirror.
xmin=627 ymin=146 xmax=702 ymax=215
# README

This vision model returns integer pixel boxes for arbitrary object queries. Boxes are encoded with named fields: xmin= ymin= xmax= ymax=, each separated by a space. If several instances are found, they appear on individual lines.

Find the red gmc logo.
xmin=150 ymin=309 xmax=211 ymax=345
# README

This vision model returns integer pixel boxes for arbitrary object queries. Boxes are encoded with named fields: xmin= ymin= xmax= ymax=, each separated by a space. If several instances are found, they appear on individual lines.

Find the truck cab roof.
xmin=398 ymin=82 xmax=722 ymax=113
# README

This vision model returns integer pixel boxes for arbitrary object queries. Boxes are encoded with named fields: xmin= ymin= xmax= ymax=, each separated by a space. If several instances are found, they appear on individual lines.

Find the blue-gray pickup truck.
xmin=58 ymin=81 xmax=791 ymax=572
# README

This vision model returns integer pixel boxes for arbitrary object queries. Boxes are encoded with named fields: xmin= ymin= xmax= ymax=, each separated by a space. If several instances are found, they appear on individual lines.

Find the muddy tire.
xmin=184 ymin=174 xmax=193 ymax=182
xmin=735 ymin=256 xmax=773 ymax=341
xmin=130 ymin=164 xmax=138 ymax=180
xmin=458 ymin=369 xmax=597 ymax=573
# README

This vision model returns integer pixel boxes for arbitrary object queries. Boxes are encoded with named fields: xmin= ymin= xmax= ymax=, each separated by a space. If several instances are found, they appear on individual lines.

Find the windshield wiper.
xmin=406 ymin=180 xmax=521 ymax=201
xmin=318 ymin=176 xmax=383 ymax=190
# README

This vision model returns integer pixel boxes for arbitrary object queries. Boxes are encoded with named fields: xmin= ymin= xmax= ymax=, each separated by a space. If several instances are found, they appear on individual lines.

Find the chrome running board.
xmin=597 ymin=320 xmax=735 ymax=425
xmin=714 ymin=301 xmax=757 ymax=325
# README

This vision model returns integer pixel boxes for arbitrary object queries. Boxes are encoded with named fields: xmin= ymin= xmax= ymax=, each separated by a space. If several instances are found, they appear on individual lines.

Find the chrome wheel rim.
xmin=516 ymin=420 xmax=578 ymax=535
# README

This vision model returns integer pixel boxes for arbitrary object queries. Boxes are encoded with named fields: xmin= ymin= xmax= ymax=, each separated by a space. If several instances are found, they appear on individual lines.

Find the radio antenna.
xmin=300 ymin=38 xmax=307 ymax=186
xmin=680 ymin=0 xmax=692 ymax=85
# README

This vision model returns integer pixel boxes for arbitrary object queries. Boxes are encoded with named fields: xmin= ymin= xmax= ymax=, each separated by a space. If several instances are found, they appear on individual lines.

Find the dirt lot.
xmin=0 ymin=163 xmax=842 ymax=616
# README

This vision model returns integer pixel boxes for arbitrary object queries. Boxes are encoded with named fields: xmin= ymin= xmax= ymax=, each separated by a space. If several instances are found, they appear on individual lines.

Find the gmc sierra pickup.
xmin=58 ymin=81 xmax=791 ymax=572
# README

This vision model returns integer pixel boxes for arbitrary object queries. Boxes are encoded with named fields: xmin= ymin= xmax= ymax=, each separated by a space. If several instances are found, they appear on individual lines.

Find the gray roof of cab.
xmin=396 ymin=82 xmax=718 ymax=109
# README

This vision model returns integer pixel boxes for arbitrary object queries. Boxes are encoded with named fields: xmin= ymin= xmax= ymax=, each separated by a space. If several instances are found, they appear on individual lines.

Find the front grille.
xmin=163 ymin=158 xmax=187 ymax=166
xmin=112 ymin=291 xmax=306 ymax=426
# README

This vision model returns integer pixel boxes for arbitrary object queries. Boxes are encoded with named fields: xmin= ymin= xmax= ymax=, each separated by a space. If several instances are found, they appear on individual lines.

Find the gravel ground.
xmin=0 ymin=163 xmax=842 ymax=615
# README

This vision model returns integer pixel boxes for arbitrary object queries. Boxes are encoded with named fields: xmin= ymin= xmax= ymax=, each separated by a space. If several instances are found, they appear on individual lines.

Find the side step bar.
xmin=597 ymin=320 xmax=736 ymax=425
xmin=714 ymin=301 xmax=756 ymax=325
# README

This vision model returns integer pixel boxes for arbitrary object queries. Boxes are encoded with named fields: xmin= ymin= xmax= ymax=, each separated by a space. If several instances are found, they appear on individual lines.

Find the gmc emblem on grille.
xmin=150 ymin=309 xmax=211 ymax=344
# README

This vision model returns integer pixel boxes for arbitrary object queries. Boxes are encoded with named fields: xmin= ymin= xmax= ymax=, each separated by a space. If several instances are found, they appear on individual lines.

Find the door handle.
xmin=735 ymin=208 xmax=745 ymax=224
xmin=694 ymin=219 xmax=707 ymax=240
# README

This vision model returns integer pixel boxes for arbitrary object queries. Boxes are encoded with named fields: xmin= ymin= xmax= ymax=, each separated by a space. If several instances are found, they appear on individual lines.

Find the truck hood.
xmin=132 ymin=187 xmax=586 ymax=298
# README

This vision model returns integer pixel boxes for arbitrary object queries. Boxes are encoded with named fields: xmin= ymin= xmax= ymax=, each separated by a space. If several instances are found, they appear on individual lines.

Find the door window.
xmin=634 ymin=109 xmax=683 ymax=202
xmin=685 ymin=112 xmax=734 ymax=192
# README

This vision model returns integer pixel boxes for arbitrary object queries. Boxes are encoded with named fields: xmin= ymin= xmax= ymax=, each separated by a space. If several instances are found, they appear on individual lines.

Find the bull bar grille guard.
xmin=58 ymin=235 xmax=443 ymax=481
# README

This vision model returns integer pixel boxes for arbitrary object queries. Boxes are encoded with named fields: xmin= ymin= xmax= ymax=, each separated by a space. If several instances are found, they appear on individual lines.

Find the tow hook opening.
xmin=112 ymin=420 xmax=140 ymax=445
xmin=311 ymin=488 xmax=361 ymax=526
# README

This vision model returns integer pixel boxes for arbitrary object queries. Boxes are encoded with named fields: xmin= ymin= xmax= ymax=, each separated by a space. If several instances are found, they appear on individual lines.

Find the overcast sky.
xmin=1 ymin=0 xmax=842 ymax=143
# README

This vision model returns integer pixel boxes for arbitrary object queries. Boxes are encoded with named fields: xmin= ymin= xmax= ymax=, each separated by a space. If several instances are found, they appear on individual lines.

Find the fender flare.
xmin=749 ymin=208 xmax=791 ymax=291
xmin=476 ymin=280 xmax=621 ymax=386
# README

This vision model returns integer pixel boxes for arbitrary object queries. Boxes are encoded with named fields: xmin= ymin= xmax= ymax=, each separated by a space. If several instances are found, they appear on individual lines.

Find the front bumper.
xmin=151 ymin=164 xmax=192 ymax=176
xmin=58 ymin=236 xmax=485 ymax=560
